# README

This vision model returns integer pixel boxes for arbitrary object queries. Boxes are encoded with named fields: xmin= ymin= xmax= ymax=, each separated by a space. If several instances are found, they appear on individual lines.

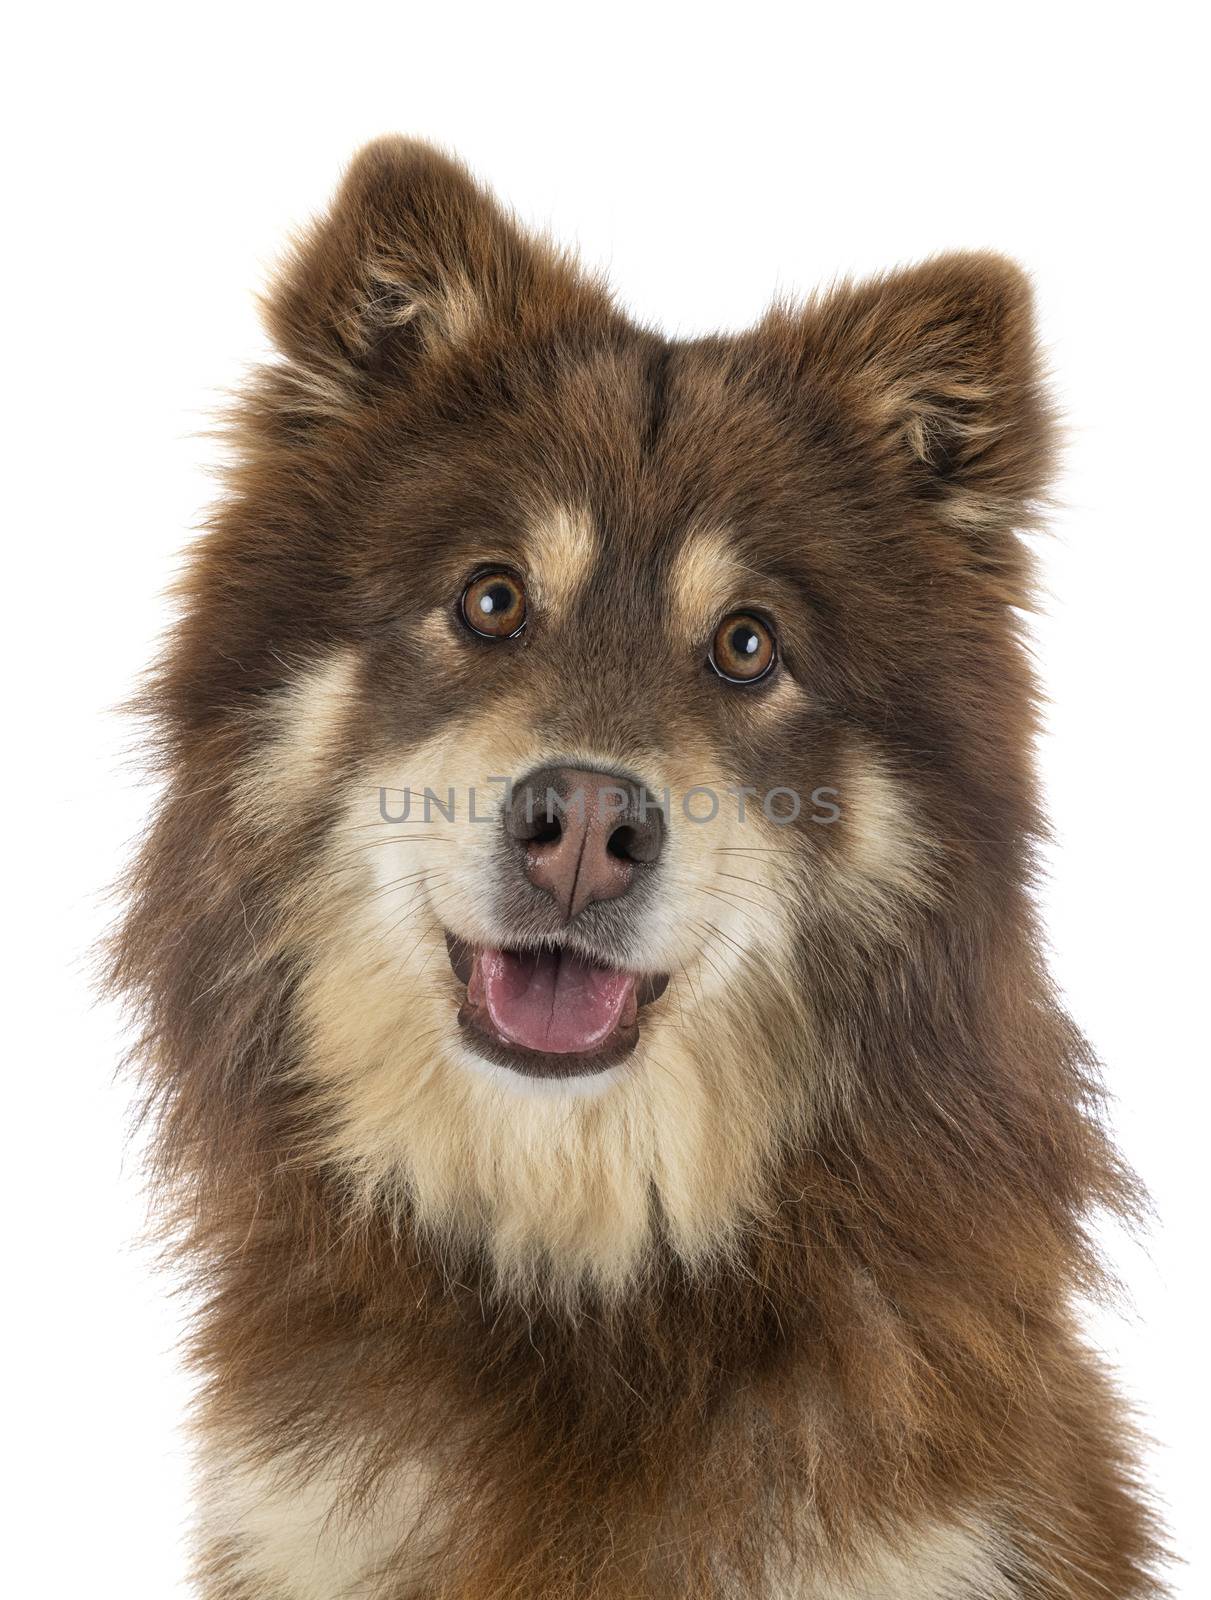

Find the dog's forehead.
xmin=542 ymin=337 xmax=792 ymax=515
xmin=511 ymin=341 xmax=800 ymax=625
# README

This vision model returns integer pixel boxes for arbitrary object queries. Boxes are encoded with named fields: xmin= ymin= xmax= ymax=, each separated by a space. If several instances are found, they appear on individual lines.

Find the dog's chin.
xmin=445 ymin=932 xmax=668 ymax=1080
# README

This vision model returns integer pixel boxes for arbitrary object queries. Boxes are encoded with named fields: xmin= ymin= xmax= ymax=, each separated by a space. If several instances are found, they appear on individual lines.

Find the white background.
xmin=6 ymin=4 xmax=1206 ymax=1594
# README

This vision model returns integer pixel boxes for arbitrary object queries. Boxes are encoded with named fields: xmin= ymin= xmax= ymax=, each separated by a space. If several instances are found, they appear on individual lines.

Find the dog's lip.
xmin=444 ymin=932 xmax=668 ymax=1078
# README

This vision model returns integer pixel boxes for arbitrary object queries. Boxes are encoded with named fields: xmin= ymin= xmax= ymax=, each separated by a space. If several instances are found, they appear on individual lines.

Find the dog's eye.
xmin=460 ymin=571 xmax=527 ymax=639
xmin=709 ymin=613 xmax=777 ymax=683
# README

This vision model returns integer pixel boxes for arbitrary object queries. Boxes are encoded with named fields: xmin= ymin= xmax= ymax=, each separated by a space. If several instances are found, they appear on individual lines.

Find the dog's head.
xmin=138 ymin=140 xmax=1054 ymax=1296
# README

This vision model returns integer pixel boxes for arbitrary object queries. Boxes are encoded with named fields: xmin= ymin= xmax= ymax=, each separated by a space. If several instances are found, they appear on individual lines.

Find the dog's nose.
xmin=505 ymin=765 xmax=665 ymax=923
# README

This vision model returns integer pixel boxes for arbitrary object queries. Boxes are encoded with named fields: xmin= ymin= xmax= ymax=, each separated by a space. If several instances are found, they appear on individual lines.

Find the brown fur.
xmin=110 ymin=138 xmax=1164 ymax=1597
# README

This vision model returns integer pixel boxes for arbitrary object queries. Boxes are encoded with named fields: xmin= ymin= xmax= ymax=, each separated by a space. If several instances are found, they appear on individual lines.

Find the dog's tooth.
xmin=466 ymin=957 xmax=484 ymax=1005
xmin=621 ymin=985 xmax=638 ymax=1028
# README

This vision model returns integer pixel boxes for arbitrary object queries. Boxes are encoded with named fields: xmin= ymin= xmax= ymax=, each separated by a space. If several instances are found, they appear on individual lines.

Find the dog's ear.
xmin=264 ymin=137 xmax=610 ymax=392
xmin=768 ymin=253 xmax=1056 ymax=540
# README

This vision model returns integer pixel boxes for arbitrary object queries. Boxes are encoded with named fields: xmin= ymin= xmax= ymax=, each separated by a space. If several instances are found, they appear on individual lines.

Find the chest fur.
xmin=196 ymin=1432 xmax=1018 ymax=1600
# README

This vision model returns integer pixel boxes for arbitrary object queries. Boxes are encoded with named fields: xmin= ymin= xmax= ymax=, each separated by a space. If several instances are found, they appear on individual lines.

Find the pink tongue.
xmin=476 ymin=948 xmax=637 ymax=1054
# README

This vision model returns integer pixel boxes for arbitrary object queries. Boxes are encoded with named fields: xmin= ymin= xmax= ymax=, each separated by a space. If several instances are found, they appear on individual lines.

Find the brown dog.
xmin=112 ymin=138 xmax=1163 ymax=1597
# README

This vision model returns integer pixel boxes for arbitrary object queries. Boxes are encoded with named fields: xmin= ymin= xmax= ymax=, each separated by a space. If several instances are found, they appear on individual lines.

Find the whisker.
xmin=711 ymin=846 xmax=800 ymax=856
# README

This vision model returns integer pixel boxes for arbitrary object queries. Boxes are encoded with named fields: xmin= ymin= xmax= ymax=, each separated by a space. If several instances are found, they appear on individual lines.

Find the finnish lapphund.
xmin=112 ymin=139 xmax=1162 ymax=1598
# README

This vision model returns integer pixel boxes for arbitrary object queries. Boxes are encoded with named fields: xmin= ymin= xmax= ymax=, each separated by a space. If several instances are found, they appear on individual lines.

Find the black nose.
xmin=504 ymin=765 xmax=665 ymax=923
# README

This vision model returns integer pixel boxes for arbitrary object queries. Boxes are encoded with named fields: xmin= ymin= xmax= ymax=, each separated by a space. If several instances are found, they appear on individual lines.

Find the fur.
xmin=110 ymin=137 xmax=1163 ymax=1597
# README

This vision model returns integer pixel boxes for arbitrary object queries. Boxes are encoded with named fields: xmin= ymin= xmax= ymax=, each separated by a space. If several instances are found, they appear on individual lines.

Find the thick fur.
xmin=111 ymin=138 xmax=1163 ymax=1597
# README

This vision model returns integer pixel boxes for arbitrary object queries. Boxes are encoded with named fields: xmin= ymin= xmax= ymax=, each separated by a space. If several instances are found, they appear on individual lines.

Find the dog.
xmin=112 ymin=138 xmax=1163 ymax=1597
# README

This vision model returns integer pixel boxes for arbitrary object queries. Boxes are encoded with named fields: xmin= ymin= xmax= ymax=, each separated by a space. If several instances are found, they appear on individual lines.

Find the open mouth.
xmin=446 ymin=934 xmax=668 ymax=1078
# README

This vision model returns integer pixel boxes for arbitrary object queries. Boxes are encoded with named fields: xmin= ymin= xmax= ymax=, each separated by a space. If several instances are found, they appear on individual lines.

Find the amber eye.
xmin=709 ymin=612 xmax=777 ymax=683
xmin=460 ymin=570 xmax=527 ymax=639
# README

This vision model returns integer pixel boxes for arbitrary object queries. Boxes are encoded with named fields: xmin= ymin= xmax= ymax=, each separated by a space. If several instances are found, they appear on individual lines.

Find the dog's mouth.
xmin=446 ymin=933 xmax=668 ymax=1078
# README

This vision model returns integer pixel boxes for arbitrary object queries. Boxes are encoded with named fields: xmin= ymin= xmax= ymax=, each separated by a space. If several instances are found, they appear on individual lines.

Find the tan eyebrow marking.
xmin=667 ymin=526 xmax=760 ymax=642
xmin=525 ymin=504 xmax=598 ymax=615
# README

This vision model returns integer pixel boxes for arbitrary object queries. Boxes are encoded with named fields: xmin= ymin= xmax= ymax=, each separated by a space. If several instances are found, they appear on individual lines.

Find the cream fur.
xmin=801 ymin=1519 xmax=1020 ymax=1599
xmin=524 ymin=502 xmax=598 ymax=616
xmin=197 ymin=1436 xmax=441 ymax=1599
xmin=667 ymin=524 xmax=761 ymax=643
xmin=293 ymin=709 xmax=810 ymax=1295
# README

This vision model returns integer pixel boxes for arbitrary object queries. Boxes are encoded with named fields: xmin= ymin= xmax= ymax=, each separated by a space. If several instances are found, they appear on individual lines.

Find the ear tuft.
xmin=777 ymin=252 xmax=1057 ymax=536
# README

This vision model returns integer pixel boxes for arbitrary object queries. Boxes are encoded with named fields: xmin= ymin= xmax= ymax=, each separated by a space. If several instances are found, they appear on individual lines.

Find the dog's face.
xmin=176 ymin=140 xmax=1051 ymax=1295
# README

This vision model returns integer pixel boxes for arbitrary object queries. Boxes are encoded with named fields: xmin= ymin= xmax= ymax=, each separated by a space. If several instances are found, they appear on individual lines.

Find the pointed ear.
xmin=264 ymin=136 xmax=610 ymax=390
xmin=771 ymin=253 xmax=1057 ymax=537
